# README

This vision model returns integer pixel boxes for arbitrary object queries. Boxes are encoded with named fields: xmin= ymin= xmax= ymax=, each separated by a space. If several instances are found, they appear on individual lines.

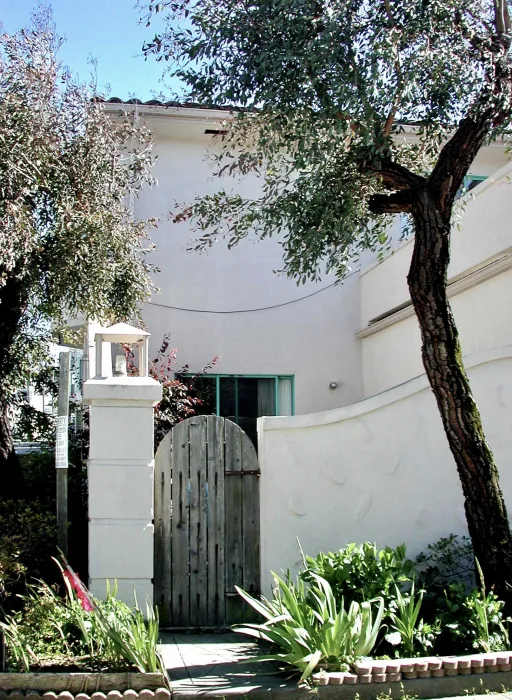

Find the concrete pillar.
xmin=83 ymin=320 xmax=112 ymax=381
xmin=83 ymin=374 xmax=162 ymax=606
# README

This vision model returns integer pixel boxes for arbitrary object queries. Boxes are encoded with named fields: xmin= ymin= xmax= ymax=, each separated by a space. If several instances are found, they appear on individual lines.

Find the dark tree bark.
xmin=0 ymin=273 xmax=28 ymax=500
xmin=368 ymin=106 xmax=512 ymax=602
xmin=408 ymin=190 xmax=512 ymax=603
xmin=0 ymin=391 xmax=24 ymax=500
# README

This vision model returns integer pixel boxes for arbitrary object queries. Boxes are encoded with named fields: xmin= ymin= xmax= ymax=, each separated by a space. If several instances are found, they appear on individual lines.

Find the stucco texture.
xmin=258 ymin=346 xmax=512 ymax=595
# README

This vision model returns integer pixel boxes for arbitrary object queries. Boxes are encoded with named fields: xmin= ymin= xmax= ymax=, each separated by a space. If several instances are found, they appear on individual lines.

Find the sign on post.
xmin=55 ymin=414 xmax=68 ymax=470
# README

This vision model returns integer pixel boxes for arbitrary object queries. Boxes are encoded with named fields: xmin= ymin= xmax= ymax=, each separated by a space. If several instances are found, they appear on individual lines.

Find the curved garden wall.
xmin=258 ymin=346 xmax=512 ymax=595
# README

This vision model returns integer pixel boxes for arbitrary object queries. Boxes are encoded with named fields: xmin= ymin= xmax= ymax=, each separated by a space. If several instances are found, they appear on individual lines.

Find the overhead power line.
xmin=147 ymin=281 xmax=340 ymax=314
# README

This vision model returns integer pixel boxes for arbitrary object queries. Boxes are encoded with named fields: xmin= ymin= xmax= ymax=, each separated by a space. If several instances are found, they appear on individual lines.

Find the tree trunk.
xmin=0 ymin=390 xmax=23 ymax=500
xmin=408 ymin=191 xmax=512 ymax=603
xmin=0 ymin=274 xmax=28 ymax=500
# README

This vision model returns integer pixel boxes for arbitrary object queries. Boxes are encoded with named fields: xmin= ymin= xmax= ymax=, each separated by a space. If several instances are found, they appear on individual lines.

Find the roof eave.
xmin=101 ymin=100 xmax=237 ymax=124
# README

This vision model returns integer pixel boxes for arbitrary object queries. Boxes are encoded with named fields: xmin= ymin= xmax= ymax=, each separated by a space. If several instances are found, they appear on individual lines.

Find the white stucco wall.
xmin=134 ymin=122 xmax=363 ymax=414
xmin=361 ymin=267 xmax=512 ymax=396
xmin=124 ymin=104 xmax=511 ymax=415
xmin=258 ymin=346 xmax=512 ymax=596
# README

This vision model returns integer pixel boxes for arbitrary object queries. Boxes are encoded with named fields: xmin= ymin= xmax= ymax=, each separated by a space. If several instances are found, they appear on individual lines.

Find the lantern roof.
xmin=99 ymin=323 xmax=150 ymax=343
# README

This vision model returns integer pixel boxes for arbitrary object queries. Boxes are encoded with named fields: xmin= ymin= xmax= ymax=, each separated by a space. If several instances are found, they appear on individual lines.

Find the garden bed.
xmin=0 ymin=672 xmax=169 ymax=693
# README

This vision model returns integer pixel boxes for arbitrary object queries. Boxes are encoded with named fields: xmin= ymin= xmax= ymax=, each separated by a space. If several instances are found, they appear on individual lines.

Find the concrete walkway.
xmin=158 ymin=631 xmax=292 ymax=695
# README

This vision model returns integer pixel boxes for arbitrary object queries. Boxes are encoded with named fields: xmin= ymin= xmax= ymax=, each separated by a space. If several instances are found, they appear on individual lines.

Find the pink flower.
xmin=63 ymin=569 xmax=95 ymax=612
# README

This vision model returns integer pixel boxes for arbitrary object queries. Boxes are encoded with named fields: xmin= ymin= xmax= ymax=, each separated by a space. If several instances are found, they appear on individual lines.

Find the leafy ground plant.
xmin=296 ymin=538 xmax=510 ymax=660
xmin=300 ymin=542 xmax=414 ymax=611
xmin=416 ymin=534 xmax=475 ymax=591
xmin=385 ymin=582 xmax=439 ymax=657
xmin=233 ymin=571 xmax=384 ymax=682
xmin=435 ymin=562 xmax=511 ymax=655
xmin=0 ymin=559 xmax=165 ymax=675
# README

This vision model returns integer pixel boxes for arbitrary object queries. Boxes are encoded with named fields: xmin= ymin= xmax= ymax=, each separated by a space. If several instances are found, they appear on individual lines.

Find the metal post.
xmin=56 ymin=351 xmax=70 ymax=556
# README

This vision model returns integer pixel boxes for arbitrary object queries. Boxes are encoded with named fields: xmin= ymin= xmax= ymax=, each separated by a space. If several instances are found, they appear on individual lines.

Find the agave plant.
xmin=234 ymin=572 xmax=384 ymax=681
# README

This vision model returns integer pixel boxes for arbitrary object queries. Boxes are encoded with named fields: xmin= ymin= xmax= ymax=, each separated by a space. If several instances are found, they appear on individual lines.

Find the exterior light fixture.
xmin=93 ymin=323 xmax=150 ymax=379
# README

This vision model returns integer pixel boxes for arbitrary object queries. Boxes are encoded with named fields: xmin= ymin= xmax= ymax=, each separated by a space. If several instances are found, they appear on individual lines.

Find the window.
xmin=463 ymin=174 xmax=487 ymax=192
xmin=456 ymin=174 xmax=488 ymax=200
xmin=179 ymin=375 xmax=294 ymax=448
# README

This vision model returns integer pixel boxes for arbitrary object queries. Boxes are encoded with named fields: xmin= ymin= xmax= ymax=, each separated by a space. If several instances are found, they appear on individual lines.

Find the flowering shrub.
xmin=125 ymin=333 xmax=219 ymax=448
xmin=0 ymin=558 xmax=165 ymax=674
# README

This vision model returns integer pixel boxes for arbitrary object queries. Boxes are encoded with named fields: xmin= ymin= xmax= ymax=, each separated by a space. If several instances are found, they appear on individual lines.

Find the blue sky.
xmin=1 ymin=0 xmax=179 ymax=100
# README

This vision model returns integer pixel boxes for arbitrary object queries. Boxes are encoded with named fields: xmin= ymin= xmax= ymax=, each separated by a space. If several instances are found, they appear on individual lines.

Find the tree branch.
xmin=505 ymin=0 xmax=512 ymax=34
xmin=427 ymin=110 xmax=495 ymax=213
xmin=364 ymin=158 xmax=426 ymax=191
xmin=493 ymin=0 xmax=511 ymax=35
xmin=364 ymin=154 xmax=425 ymax=216
xmin=368 ymin=189 xmax=415 ymax=214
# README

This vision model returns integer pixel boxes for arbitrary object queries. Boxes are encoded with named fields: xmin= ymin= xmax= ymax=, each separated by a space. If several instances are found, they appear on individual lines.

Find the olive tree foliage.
xmin=141 ymin=0 xmax=512 ymax=602
xmin=142 ymin=0 xmax=510 ymax=276
xmin=0 ymin=12 xmax=156 ymax=496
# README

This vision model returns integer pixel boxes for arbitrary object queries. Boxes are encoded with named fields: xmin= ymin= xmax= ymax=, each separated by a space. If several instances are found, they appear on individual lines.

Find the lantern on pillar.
xmin=93 ymin=323 xmax=150 ymax=379
xmin=84 ymin=322 xmax=161 ymax=607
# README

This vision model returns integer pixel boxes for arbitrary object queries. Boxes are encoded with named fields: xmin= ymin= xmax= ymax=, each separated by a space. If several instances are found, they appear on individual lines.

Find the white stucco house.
xmin=85 ymin=100 xmax=512 ymax=604
xmin=98 ymin=99 xmax=512 ymax=441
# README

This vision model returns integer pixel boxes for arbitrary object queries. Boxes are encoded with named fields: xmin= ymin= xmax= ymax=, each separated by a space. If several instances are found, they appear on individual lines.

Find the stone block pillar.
xmin=83 ymin=375 xmax=162 ymax=606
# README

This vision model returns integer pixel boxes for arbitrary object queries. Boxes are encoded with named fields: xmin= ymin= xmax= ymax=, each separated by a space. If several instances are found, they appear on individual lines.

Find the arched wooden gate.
xmin=154 ymin=415 xmax=260 ymax=628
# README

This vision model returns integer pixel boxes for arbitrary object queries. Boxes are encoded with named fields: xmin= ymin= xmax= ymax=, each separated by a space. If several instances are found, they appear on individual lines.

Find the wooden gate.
xmin=154 ymin=415 xmax=260 ymax=628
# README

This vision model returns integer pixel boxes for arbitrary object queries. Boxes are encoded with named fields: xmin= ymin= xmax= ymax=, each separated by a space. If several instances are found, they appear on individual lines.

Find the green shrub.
xmin=300 ymin=542 xmax=414 ymax=610
xmin=233 ymin=571 xmax=384 ymax=681
xmin=414 ymin=536 xmax=510 ymax=655
xmin=17 ymin=445 xmax=89 ymax=585
xmin=236 ymin=537 xmax=510 ymax=675
xmin=432 ymin=581 xmax=510 ymax=655
xmin=293 ymin=538 xmax=511 ymax=662
xmin=0 ymin=548 xmax=25 ymax=602
xmin=416 ymin=534 xmax=475 ymax=592
xmin=0 ymin=500 xmax=57 ymax=605
xmin=0 ymin=564 xmax=165 ymax=674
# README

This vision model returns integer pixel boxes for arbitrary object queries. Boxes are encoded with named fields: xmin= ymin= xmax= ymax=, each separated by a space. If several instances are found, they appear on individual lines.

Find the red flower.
xmin=63 ymin=569 xmax=95 ymax=612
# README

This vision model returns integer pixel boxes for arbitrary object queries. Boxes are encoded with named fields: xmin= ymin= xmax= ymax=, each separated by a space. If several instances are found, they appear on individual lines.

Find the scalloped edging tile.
xmin=312 ymin=651 xmax=512 ymax=685
xmin=0 ymin=691 xmax=171 ymax=700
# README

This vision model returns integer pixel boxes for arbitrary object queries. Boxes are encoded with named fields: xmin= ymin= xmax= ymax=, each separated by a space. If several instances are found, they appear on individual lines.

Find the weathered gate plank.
xmin=154 ymin=414 xmax=260 ymax=629
xmin=188 ymin=416 xmax=208 ymax=627
xmin=170 ymin=420 xmax=190 ymax=627
xmin=241 ymin=436 xmax=260 ymax=621
xmin=207 ymin=415 xmax=225 ymax=626
xmin=154 ymin=431 xmax=173 ymax=624
xmin=224 ymin=420 xmax=244 ymax=625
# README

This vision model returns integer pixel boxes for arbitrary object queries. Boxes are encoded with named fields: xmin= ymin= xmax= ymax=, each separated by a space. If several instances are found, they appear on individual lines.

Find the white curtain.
xmin=278 ymin=378 xmax=293 ymax=416
xmin=257 ymin=378 xmax=275 ymax=417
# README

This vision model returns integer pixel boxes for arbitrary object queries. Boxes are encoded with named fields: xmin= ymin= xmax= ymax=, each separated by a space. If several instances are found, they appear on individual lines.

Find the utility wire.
xmin=147 ymin=280 xmax=341 ymax=314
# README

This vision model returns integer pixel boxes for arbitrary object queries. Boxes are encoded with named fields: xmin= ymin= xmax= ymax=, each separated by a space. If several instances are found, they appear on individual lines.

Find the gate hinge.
xmin=225 ymin=469 xmax=260 ymax=476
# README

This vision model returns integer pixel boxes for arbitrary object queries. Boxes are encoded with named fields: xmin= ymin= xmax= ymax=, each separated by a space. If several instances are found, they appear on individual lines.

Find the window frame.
xmin=179 ymin=373 xmax=295 ymax=418
xmin=461 ymin=174 xmax=487 ymax=195
xmin=464 ymin=174 xmax=487 ymax=187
